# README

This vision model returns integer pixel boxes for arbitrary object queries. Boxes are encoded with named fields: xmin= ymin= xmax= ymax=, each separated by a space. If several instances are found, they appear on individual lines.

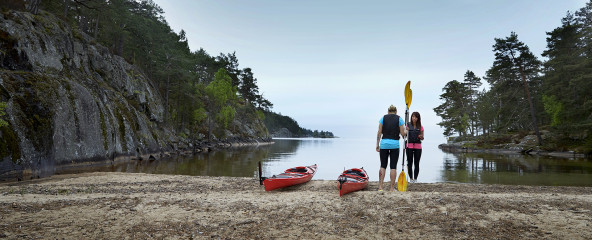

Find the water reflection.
xmin=260 ymin=138 xmax=337 ymax=179
xmin=442 ymin=152 xmax=592 ymax=186
xmin=83 ymin=145 xmax=274 ymax=178
xmin=83 ymin=139 xmax=324 ymax=178
xmin=265 ymin=138 xmax=303 ymax=161
xmin=63 ymin=138 xmax=592 ymax=187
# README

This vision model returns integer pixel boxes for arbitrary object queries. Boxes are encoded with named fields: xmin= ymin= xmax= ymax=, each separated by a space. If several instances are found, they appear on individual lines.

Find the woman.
xmin=406 ymin=112 xmax=424 ymax=183
xmin=376 ymin=105 xmax=406 ymax=191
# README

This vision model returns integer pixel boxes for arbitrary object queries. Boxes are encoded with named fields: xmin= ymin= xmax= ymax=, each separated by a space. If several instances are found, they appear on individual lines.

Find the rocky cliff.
xmin=0 ymin=10 xmax=267 ymax=180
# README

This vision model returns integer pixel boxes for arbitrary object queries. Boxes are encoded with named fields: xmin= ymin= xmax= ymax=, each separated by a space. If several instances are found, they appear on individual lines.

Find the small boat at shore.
xmin=337 ymin=168 xmax=369 ymax=196
xmin=262 ymin=164 xmax=318 ymax=191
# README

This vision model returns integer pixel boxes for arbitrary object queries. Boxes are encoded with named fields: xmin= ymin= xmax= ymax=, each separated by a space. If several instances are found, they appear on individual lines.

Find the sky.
xmin=152 ymin=0 xmax=587 ymax=143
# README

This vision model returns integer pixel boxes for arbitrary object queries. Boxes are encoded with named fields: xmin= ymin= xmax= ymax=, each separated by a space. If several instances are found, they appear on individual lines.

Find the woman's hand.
xmin=376 ymin=145 xmax=380 ymax=152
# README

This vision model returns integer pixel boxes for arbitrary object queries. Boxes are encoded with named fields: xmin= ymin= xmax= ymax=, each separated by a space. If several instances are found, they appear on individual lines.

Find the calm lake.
xmin=88 ymin=138 xmax=592 ymax=187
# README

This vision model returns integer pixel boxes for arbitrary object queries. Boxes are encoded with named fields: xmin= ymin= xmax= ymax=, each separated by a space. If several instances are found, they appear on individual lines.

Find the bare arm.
xmin=400 ymin=125 xmax=406 ymax=138
xmin=376 ymin=124 xmax=382 ymax=152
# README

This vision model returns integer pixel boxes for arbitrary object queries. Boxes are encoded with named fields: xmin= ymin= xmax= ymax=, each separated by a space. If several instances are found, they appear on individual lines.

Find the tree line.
xmin=3 ymin=0 xmax=277 ymax=138
xmin=264 ymin=111 xmax=335 ymax=138
xmin=434 ymin=1 xmax=592 ymax=149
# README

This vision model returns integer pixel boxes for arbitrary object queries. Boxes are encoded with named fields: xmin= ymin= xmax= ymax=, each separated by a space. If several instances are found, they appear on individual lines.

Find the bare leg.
xmin=389 ymin=169 xmax=397 ymax=191
xmin=378 ymin=168 xmax=386 ymax=190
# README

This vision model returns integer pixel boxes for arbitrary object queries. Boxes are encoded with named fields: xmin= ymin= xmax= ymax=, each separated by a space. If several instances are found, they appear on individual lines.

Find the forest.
xmin=434 ymin=1 xmax=592 ymax=153
xmin=0 ymin=0 xmax=335 ymax=138
xmin=264 ymin=111 xmax=335 ymax=138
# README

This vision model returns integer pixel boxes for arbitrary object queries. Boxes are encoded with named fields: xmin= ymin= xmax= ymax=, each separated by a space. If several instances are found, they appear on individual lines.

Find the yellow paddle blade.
xmin=404 ymin=81 xmax=412 ymax=108
xmin=397 ymin=170 xmax=407 ymax=192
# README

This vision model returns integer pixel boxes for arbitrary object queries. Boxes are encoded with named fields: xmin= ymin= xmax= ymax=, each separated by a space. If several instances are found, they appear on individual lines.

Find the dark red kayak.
xmin=262 ymin=164 xmax=317 ymax=191
xmin=337 ymin=168 xmax=369 ymax=196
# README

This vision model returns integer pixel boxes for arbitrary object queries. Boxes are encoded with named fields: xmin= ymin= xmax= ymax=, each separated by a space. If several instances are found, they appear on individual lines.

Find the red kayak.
xmin=337 ymin=168 xmax=369 ymax=196
xmin=263 ymin=164 xmax=317 ymax=191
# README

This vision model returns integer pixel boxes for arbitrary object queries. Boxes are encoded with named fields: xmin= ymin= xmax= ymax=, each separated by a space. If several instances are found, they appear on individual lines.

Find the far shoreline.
xmin=438 ymin=143 xmax=589 ymax=159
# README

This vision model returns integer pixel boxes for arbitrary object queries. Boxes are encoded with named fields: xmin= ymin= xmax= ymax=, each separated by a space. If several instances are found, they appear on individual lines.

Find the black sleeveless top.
xmin=382 ymin=114 xmax=400 ymax=140
xmin=408 ymin=123 xmax=422 ymax=143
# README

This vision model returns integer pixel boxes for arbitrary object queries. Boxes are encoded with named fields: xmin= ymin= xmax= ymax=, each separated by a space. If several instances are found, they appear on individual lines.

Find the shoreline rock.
xmin=0 ymin=137 xmax=274 ymax=182
xmin=440 ymin=132 xmax=591 ymax=159
xmin=438 ymin=143 xmax=587 ymax=158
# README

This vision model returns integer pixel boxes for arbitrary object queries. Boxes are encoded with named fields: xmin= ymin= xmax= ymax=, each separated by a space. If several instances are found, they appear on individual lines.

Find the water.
xmin=86 ymin=138 xmax=592 ymax=186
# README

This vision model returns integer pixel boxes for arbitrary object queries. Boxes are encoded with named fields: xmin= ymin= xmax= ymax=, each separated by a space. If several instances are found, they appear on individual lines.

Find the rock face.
xmin=0 ymin=10 xmax=190 ymax=180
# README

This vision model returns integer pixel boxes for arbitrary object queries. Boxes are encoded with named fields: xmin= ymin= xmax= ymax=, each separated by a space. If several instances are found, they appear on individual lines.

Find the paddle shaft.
xmin=402 ymin=106 xmax=409 ymax=168
xmin=402 ymin=81 xmax=412 ymax=172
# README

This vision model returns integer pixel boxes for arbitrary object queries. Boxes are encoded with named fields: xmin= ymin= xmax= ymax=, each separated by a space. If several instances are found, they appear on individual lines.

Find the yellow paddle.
xmin=405 ymin=81 xmax=412 ymax=108
xmin=398 ymin=81 xmax=412 ymax=192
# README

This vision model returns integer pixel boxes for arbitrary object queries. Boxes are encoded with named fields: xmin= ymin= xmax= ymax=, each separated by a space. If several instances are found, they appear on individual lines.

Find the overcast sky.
xmin=152 ymin=0 xmax=587 ymax=143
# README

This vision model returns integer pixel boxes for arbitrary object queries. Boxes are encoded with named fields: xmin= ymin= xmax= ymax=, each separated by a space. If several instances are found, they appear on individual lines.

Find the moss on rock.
xmin=0 ymin=125 xmax=21 ymax=163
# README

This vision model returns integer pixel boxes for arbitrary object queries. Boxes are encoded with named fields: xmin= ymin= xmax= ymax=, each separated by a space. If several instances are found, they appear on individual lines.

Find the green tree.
xmin=218 ymin=106 xmax=236 ymax=129
xmin=206 ymin=69 xmax=237 ymax=107
xmin=542 ymin=95 xmax=563 ymax=127
xmin=475 ymin=90 xmax=497 ymax=135
xmin=189 ymin=105 xmax=207 ymax=152
xmin=463 ymin=70 xmax=482 ymax=136
xmin=572 ymin=4 xmax=592 ymax=125
xmin=205 ymin=68 xmax=238 ymax=136
xmin=434 ymin=80 xmax=471 ymax=136
xmin=487 ymin=32 xmax=543 ymax=144
xmin=192 ymin=48 xmax=217 ymax=86
xmin=255 ymin=95 xmax=273 ymax=112
xmin=576 ymin=1 xmax=592 ymax=57
xmin=237 ymin=67 xmax=273 ymax=111
xmin=239 ymin=68 xmax=259 ymax=105
xmin=192 ymin=107 xmax=207 ymax=128
xmin=542 ymin=13 xmax=582 ymax=128
xmin=216 ymin=52 xmax=241 ymax=87
xmin=263 ymin=111 xmax=317 ymax=137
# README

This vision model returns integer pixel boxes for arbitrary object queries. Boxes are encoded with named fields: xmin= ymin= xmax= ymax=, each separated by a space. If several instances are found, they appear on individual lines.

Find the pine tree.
xmin=487 ymin=32 xmax=543 ymax=144
xmin=434 ymin=80 xmax=471 ymax=136
xmin=463 ymin=70 xmax=482 ymax=136
xmin=542 ymin=13 xmax=581 ymax=128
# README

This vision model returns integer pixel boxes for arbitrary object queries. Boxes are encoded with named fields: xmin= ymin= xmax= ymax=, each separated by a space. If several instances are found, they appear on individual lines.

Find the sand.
xmin=1 ymin=172 xmax=591 ymax=239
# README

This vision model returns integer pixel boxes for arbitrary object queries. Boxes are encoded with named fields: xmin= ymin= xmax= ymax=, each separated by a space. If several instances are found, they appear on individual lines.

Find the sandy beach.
xmin=1 ymin=172 xmax=591 ymax=239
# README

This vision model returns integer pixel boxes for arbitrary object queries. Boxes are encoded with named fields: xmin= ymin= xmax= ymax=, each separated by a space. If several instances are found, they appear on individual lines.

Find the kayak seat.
xmin=345 ymin=170 xmax=366 ymax=177
xmin=287 ymin=167 xmax=308 ymax=173
xmin=274 ymin=173 xmax=304 ymax=178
